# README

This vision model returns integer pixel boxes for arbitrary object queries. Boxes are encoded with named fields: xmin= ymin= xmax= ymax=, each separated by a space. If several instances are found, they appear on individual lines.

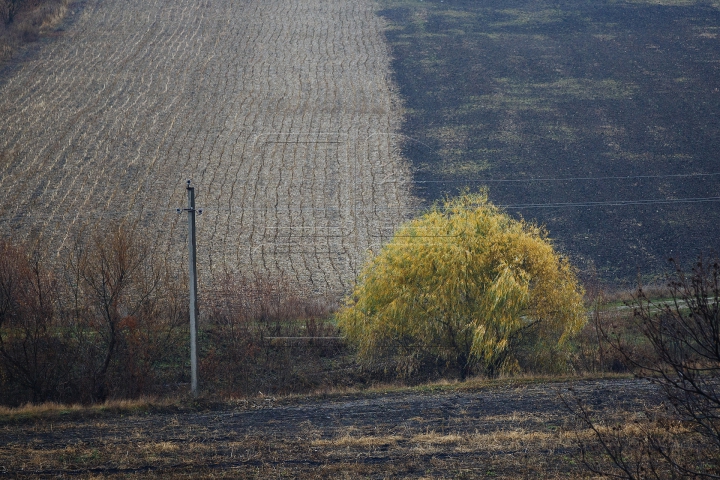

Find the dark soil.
xmin=0 ymin=378 xmax=662 ymax=478
xmin=378 ymin=0 xmax=720 ymax=284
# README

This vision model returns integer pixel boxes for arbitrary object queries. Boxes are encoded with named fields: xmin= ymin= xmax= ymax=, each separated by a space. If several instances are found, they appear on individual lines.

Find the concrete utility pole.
xmin=180 ymin=180 xmax=201 ymax=397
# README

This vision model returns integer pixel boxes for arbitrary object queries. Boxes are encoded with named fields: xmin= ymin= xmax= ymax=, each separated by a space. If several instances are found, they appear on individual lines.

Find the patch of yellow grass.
xmin=0 ymin=401 xmax=83 ymax=417
xmin=0 ymin=396 xmax=173 ymax=420
xmin=313 ymin=428 xmax=570 ymax=452
xmin=312 ymin=434 xmax=403 ymax=447
xmin=412 ymin=432 xmax=463 ymax=444
xmin=140 ymin=441 xmax=179 ymax=453
xmin=473 ymin=429 xmax=564 ymax=449
xmin=96 ymin=397 xmax=167 ymax=411
xmin=593 ymin=420 xmax=691 ymax=438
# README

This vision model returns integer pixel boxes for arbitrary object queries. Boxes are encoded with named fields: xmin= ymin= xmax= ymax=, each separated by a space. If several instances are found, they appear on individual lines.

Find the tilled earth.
xmin=0 ymin=0 xmax=413 ymax=296
xmin=0 ymin=378 xmax=662 ymax=478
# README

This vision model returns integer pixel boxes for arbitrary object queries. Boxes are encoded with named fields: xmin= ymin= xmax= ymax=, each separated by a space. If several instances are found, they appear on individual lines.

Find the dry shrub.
xmin=0 ymin=226 xmax=187 ymax=406
xmin=570 ymin=302 xmax=639 ymax=374
xmin=200 ymin=274 xmax=348 ymax=396
xmin=0 ymin=239 xmax=70 ymax=404
xmin=1 ymin=231 xmax=357 ymax=406
xmin=567 ymin=257 xmax=720 ymax=478
xmin=569 ymin=279 xmax=666 ymax=375
xmin=566 ymin=398 xmax=714 ymax=479
xmin=62 ymin=224 xmax=187 ymax=403
xmin=0 ymin=0 xmax=16 ymax=24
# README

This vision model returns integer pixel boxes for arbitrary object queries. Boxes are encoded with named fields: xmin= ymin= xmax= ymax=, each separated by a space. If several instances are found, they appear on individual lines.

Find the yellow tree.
xmin=337 ymin=192 xmax=586 ymax=378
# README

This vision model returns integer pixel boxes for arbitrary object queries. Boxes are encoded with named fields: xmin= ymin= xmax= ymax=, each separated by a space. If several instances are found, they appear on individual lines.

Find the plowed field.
xmin=0 ymin=0 xmax=413 ymax=295
xmin=377 ymin=0 xmax=720 ymax=281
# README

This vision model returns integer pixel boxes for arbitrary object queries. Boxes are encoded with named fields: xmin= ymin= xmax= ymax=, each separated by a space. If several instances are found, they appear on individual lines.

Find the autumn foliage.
xmin=337 ymin=192 xmax=586 ymax=378
xmin=0 ymin=227 xmax=187 ymax=405
xmin=0 ymin=228 xmax=345 ymax=406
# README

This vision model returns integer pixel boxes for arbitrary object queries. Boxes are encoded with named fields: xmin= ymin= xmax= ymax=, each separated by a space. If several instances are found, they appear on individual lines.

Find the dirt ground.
xmin=0 ymin=0 xmax=413 ymax=296
xmin=0 ymin=377 xmax=662 ymax=478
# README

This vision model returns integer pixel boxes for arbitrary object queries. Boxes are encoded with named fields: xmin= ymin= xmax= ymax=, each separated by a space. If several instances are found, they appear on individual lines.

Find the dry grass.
xmin=0 ymin=422 xmax=636 ymax=475
xmin=312 ymin=433 xmax=404 ymax=448
xmin=0 ymin=401 xmax=83 ymax=416
xmin=0 ymin=396 xmax=177 ymax=421
xmin=412 ymin=432 xmax=463 ymax=444
xmin=0 ymin=378 xmax=677 ymax=478
xmin=0 ymin=0 xmax=69 ymax=63
xmin=0 ymin=372 xmax=634 ymax=423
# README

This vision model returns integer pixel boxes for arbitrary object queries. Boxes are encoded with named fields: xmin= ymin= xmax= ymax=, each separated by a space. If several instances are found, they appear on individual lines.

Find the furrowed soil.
xmin=0 ymin=378 xmax=661 ymax=478
xmin=0 ymin=0 xmax=413 ymax=296
xmin=378 ymin=0 xmax=720 ymax=282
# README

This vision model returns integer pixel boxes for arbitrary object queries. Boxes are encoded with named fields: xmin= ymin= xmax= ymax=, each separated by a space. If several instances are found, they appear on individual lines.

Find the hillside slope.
xmin=378 ymin=0 xmax=720 ymax=283
xmin=0 ymin=0 xmax=413 ymax=296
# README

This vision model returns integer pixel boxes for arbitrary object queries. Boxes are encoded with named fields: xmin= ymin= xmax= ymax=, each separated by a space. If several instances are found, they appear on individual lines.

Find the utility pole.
xmin=179 ymin=180 xmax=201 ymax=397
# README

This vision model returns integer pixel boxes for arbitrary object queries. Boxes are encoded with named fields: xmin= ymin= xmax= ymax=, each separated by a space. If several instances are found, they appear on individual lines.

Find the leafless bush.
xmin=201 ymin=274 xmax=346 ymax=396
xmin=570 ymin=300 xmax=641 ymax=374
xmin=0 ymin=226 xmax=186 ymax=406
xmin=0 ymin=0 xmax=20 ymax=24
xmin=1 ymin=0 xmax=66 ymax=25
xmin=0 ymin=240 xmax=70 ymax=403
xmin=569 ymin=273 xmax=672 ymax=375
xmin=62 ymin=224 xmax=187 ymax=402
xmin=0 ymin=228 xmax=355 ymax=405
xmin=566 ymin=257 xmax=720 ymax=478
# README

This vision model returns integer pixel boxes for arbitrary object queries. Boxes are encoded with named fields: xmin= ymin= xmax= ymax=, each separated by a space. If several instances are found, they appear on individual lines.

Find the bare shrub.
xmin=63 ymin=224 xmax=186 ymax=403
xmin=0 ymin=0 xmax=20 ymax=24
xmin=201 ymin=274 xmax=345 ymax=396
xmin=1 ymin=0 xmax=66 ymax=25
xmin=570 ymin=299 xmax=642 ymax=375
xmin=1 ymin=228 xmax=353 ymax=405
xmin=0 ymin=0 xmax=67 ymax=62
xmin=0 ymin=240 xmax=69 ymax=404
xmin=0 ymin=224 xmax=187 ymax=406
xmin=568 ymin=274 xmax=672 ymax=376
xmin=566 ymin=257 xmax=720 ymax=478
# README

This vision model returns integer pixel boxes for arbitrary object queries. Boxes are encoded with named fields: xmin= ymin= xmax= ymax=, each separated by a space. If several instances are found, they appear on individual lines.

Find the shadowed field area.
xmin=0 ymin=378 xmax=662 ymax=478
xmin=0 ymin=0 xmax=70 ymax=63
xmin=378 ymin=0 xmax=720 ymax=282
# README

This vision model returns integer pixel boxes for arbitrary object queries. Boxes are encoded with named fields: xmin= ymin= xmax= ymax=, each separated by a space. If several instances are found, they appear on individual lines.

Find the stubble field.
xmin=0 ymin=378 xmax=663 ymax=478
xmin=0 ymin=0 xmax=414 ymax=296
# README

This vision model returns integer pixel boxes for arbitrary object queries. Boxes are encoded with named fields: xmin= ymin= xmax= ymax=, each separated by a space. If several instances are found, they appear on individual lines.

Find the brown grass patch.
xmin=411 ymin=432 xmax=463 ymax=444
xmin=0 ymin=396 xmax=175 ymax=422
xmin=0 ymin=378 xmax=669 ymax=478
xmin=313 ymin=434 xmax=404 ymax=448
xmin=0 ymin=0 xmax=69 ymax=63
xmin=139 ymin=441 xmax=180 ymax=453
